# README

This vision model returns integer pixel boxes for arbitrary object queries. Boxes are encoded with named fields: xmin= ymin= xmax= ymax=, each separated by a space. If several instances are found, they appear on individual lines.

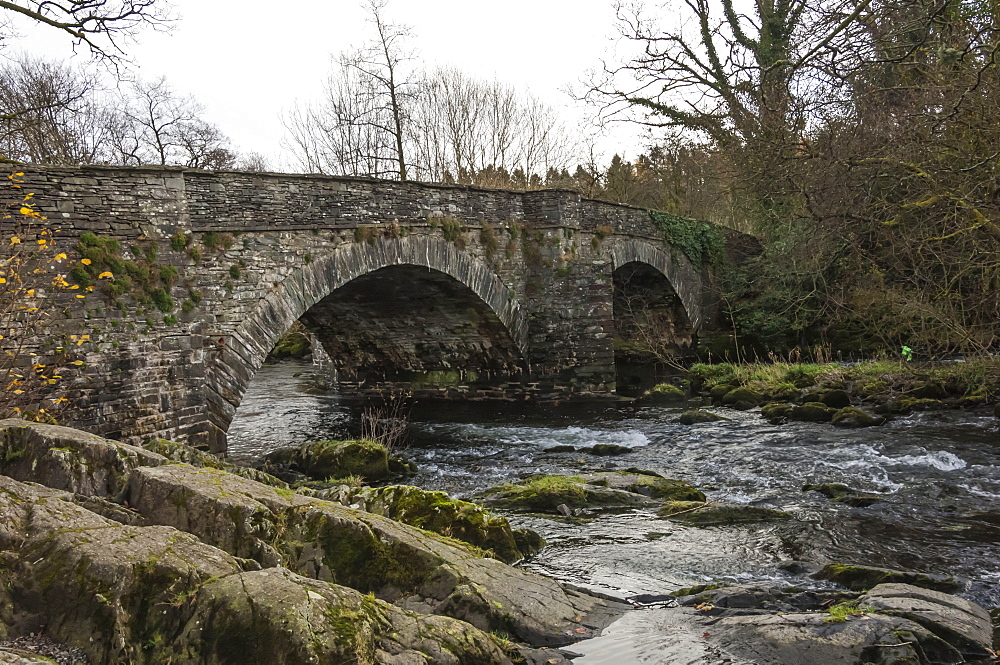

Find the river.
xmin=228 ymin=360 xmax=1000 ymax=632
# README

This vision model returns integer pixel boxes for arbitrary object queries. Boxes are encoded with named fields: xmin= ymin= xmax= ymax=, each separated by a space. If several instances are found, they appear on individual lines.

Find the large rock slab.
xmin=127 ymin=463 xmax=626 ymax=646
xmin=0 ymin=419 xmax=165 ymax=498
xmin=0 ymin=475 xmax=243 ymax=664
xmin=858 ymin=583 xmax=994 ymax=660
xmin=310 ymin=483 xmax=527 ymax=563
xmin=0 ymin=475 xmax=516 ymax=665
xmin=173 ymin=568 xmax=513 ymax=665
xmin=709 ymin=611 xmax=962 ymax=665
xmin=659 ymin=582 xmax=993 ymax=665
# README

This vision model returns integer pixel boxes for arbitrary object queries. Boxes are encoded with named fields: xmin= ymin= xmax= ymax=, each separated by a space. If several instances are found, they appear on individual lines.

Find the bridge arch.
xmin=608 ymin=239 xmax=703 ymax=331
xmin=204 ymin=234 xmax=527 ymax=450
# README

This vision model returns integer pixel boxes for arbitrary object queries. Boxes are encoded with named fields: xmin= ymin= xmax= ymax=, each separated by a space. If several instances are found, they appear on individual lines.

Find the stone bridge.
xmin=15 ymin=165 xmax=738 ymax=452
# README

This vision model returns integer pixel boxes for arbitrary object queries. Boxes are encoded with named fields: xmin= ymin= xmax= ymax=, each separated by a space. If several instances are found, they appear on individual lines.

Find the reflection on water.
xmin=229 ymin=360 xmax=1000 ymax=610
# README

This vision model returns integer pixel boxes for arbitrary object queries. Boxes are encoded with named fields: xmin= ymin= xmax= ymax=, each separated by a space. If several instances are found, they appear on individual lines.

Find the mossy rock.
xmin=583 ymin=444 xmax=632 ymax=456
xmin=881 ymin=397 xmax=946 ymax=415
xmin=760 ymin=402 xmax=794 ymax=422
xmin=658 ymin=501 xmax=791 ymax=525
xmin=543 ymin=445 xmax=576 ymax=453
xmin=641 ymin=383 xmax=686 ymax=403
xmin=953 ymin=395 xmax=987 ymax=409
xmin=512 ymin=528 xmax=546 ymax=557
xmin=326 ymin=485 xmax=524 ymax=563
xmin=722 ymin=387 xmax=762 ymax=408
xmin=831 ymin=407 xmax=882 ymax=428
xmin=144 ymin=438 xmax=289 ymax=488
xmin=709 ymin=384 xmax=736 ymax=401
xmin=803 ymin=483 xmax=882 ymax=507
xmin=763 ymin=383 xmax=800 ymax=402
xmin=821 ymin=390 xmax=852 ymax=409
xmin=265 ymin=439 xmax=389 ymax=482
xmin=583 ymin=471 xmax=705 ymax=502
xmin=669 ymin=583 xmax=721 ymax=597
xmin=791 ymin=402 xmax=837 ymax=422
xmin=678 ymin=410 xmax=724 ymax=425
xmin=478 ymin=474 xmax=658 ymax=513
xmin=813 ymin=563 xmax=961 ymax=593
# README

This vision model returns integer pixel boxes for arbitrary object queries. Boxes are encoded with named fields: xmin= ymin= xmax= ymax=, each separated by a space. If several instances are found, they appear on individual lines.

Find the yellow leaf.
xmin=0 ymin=278 xmax=5 ymax=284
xmin=75 ymin=295 xmax=85 ymax=299
xmin=19 ymin=207 xmax=33 ymax=215
xmin=69 ymin=285 xmax=79 ymax=290
xmin=9 ymin=237 xmax=20 ymax=245
xmin=97 ymin=271 xmax=113 ymax=279
xmin=80 ymin=258 xmax=92 ymax=265
xmin=25 ymin=289 xmax=34 ymax=296
xmin=72 ymin=360 xmax=84 ymax=366
xmin=12 ymin=389 xmax=24 ymax=395
xmin=54 ymin=253 xmax=67 ymax=261
xmin=37 ymin=239 xmax=46 ymax=245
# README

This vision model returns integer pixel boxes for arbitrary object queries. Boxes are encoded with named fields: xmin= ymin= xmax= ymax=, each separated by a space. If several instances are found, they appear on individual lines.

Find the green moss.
xmin=149 ymin=288 xmax=174 ymax=313
xmin=480 ymin=475 xmax=591 ymax=512
xmin=181 ymin=299 xmax=196 ymax=313
xmin=270 ymin=330 xmax=311 ymax=359
xmin=273 ymin=439 xmax=390 ymax=482
xmin=647 ymin=210 xmax=724 ymax=268
xmin=170 ymin=232 xmax=190 ymax=252
xmin=721 ymin=386 xmax=762 ymax=408
xmin=159 ymin=265 xmax=179 ymax=286
xmin=480 ymin=221 xmax=500 ymax=260
xmin=825 ymin=600 xmax=873 ymax=623
xmin=360 ymin=485 xmax=523 ymax=562
xmin=229 ymin=265 xmax=241 ymax=279
xmin=791 ymin=402 xmax=836 ymax=422
xmin=670 ymin=583 xmax=720 ymax=597
xmin=440 ymin=217 xmax=466 ymax=248
xmin=645 ymin=383 xmax=686 ymax=401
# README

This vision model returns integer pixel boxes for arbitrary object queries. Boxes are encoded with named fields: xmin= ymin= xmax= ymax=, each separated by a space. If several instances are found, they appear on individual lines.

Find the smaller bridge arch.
xmin=204 ymin=234 xmax=527 ymax=450
xmin=608 ymin=239 xmax=703 ymax=332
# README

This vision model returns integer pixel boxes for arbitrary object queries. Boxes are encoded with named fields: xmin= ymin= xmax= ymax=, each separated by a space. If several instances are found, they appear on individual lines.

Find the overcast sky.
xmin=8 ymin=0 xmax=650 ymax=171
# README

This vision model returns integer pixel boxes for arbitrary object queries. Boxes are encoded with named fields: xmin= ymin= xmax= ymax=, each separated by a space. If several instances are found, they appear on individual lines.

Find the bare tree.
xmin=0 ymin=55 xmax=116 ymax=163
xmin=111 ymin=76 xmax=235 ymax=168
xmin=0 ymin=0 xmax=172 ymax=64
xmin=285 ymin=0 xmax=417 ymax=179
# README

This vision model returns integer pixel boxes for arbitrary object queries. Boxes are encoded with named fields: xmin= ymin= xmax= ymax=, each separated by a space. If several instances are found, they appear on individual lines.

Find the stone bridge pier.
xmin=14 ymin=165 xmax=735 ymax=452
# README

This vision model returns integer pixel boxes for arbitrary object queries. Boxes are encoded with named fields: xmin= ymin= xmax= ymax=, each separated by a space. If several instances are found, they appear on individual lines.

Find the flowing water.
xmin=229 ymin=360 xmax=1000 ymax=618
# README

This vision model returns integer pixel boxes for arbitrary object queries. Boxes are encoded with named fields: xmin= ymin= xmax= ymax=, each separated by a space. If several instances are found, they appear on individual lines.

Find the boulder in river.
xmin=721 ymin=387 xmax=763 ymax=410
xmin=639 ymin=383 xmax=687 ymax=403
xmin=658 ymin=501 xmax=791 ymax=525
xmin=677 ymin=409 xmax=725 ymax=425
xmin=263 ymin=438 xmax=390 ymax=482
xmin=831 ymin=406 xmax=883 ymax=428
xmin=478 ymin=474 xmax=661 ymax=513
xmin=803 ymin=483 xmax=884 ymax=507
xmin=814 ymin=563 xmax=962 ymax=594
xmin=479 ymin=471 xmax=704 ymax=514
